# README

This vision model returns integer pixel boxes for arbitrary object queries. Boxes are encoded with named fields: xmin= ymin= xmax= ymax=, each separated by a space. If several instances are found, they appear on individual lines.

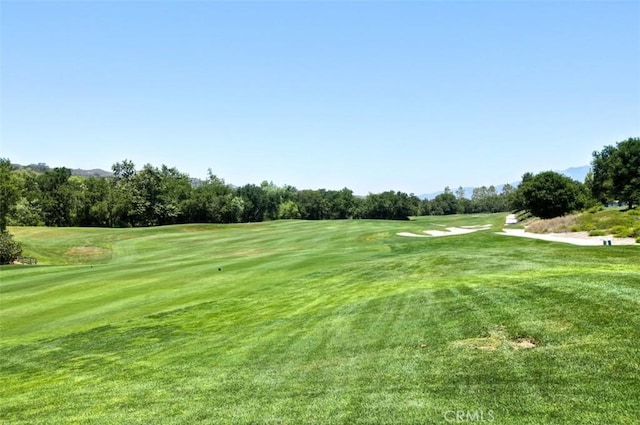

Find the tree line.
xmin=1 ymin=159 xmax=521 ymax=229
xmin=1 ymin=137 xmax=638 ymax=235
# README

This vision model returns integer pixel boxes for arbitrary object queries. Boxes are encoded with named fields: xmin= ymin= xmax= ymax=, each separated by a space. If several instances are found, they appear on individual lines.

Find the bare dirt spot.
xmin=453 ymin=336 xmax=501 ymax=351
xmin=510 ymin=337 xmax=537 ymax=350
xmin=66 ymin=246 xmax=111 ymax=260
xmin=454 ymin=326 xmax=537 ymax=351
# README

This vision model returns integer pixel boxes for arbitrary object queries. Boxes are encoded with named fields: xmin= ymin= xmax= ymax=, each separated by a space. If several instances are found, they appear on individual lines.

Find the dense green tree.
xmin=278 ymin=200 xmax=301 ymax=219
xmin=0 ymin=231 xmax=22 ymax=264
xmin=260 ymin=181 xmax=287 ymax=221
xmin=238 ymin=184 xmax=269 ymax=222
xmin=110 ymin=160 xmax=143 ymax=227
xmin=8 ymin=198 xmax=43 ymax=226
xmin=112 ymin=159 xmax=136 ymax=180
xmin=75 ymin=176 xmax=112 ymax=226
xmin=519 ymin=171 xmax=586 ymax=219
xmin=419 ymin=198 xmax=432 ymax=216
xmin=184 ymin=171 xmax=236 ymax=223
xmin=362 ymin=191 xmax=417 ymax=220
xmin=296 ymin=189 xmax=329 ymax=220
xmin=591 ymin=145 xmax=617 ymax=205
xmin=156 ymin=165 xmax=192 ymax=225
xmin=326 ymin=188 xmax=359 ymax=219
xmin=454 ymin=186 xmax=471 ymax=214
xmin=591 ymin=137 xmax=640 ymax=208
xmin=431 ymin=188 xmax=458 ymax=215
xmin=37 ymin=167 xmax=75 ymax=226
xmin=0 ymin=159 xmax=20 ymax=232
xmin=471 ymin=186 xmax=503 ymax=213
xmin=500 ymin=183 xmax=517 ymax=211
xmin=133 ymin=164 xmax=163 ymax=226
xmin=510 ymin=173 xmax=535 ymax=212
xmin=7 ymin=168 xmax=44 ymax=226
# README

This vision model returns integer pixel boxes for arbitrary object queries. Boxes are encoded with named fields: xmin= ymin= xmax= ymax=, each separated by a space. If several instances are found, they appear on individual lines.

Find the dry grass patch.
xmin=66 ymin=246 xmax=111 ymax=262
xmin=525 ymin=215 xmax=579 ymax=234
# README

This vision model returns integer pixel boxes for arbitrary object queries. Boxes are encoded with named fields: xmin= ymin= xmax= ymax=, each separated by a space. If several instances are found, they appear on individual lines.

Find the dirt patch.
xmin=510 ymin=337 xmax=537 ymax=350
xmin=66 ymin=246 xmax=111 ymax=260
xmin=454 ymin=326 xmax=537 ymax=351
xmin=453 ymin=336 xmax=502 ymax=351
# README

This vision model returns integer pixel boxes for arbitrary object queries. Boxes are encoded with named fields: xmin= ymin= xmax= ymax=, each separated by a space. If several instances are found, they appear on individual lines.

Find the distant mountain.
xmin=560 ymin=165 xmax=590 ymax=182
xmin=70 ymin=168 xmax=113 ymax=178
xmin=419 ymin=165 xmax=590 ymax=200
xmin=13 ymin=163 xmax=209 ymax=186
xmin=13 ymin=163 xmax=113 ymax=178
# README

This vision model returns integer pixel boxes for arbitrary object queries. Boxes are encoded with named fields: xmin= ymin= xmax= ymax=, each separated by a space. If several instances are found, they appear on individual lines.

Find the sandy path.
xmin=498 ymin=228 xmax=638 ymax=246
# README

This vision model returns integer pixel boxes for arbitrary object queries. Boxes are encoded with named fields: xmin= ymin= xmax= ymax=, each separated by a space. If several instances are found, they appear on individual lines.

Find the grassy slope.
xmin=524 ymin=208 xmax=640 ymax=240
xmin=1 ymin=215 xmax=639 ymax=424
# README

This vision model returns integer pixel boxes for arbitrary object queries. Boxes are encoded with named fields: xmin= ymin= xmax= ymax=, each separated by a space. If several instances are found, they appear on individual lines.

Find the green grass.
xmin=1 ymin=214 xmax=639 ymax=424
xmin=574 ymin=208 xmax=640 ymax=239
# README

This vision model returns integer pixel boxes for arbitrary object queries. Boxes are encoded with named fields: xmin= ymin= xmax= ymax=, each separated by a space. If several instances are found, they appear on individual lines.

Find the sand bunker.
xmin=505 ymin=214 xmax=518 ymax=224
xmin=398 ymin=223 xmax=638 ymax=245
xmin=498 ymin=228 xmax=638 ymax=246
xmin=397 ymin=224 xmax=491 ymax=238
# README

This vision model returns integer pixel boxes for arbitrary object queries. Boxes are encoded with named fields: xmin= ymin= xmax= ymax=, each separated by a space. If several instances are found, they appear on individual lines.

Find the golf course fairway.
xmin=1 ymin=214 xmax=639 ymax=424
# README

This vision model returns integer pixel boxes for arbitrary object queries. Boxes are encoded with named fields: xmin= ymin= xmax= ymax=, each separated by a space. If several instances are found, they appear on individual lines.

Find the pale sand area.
xmin=398 ymin=224 xmax=492 ymax=238
xmin=498 ymin=228 xmax=638 ymax=246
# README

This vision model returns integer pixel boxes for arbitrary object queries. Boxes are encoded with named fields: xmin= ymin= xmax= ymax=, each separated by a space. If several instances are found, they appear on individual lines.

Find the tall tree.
xmin=519 ymin=171 xmax=586 ymax=219
xmin=238 ymin=184 xmax=269 ymax=222
xmin=0 ymin=159 xmax=20 ymax=232
xmin=431 ymin=190 xmax=458 ymax=215
xmin=110 ymin=159 xmax=142 ymax=227
xmin=592 ymin=137 xmax=640 ymax=208
xmin=77 ymin=176 xmax=112 ymax=226
xmin=296 ymin=189 xmax=329 ymax=220
xmin=184 ymin=171 xmax=237 ymax=223
xmin=591 ymin=145 xmax=618 ymax=205
xmin=8 ymin=168 xmax=43 ymax=226
xmin=38 ymin=167 xmax=75 ymax=226
xmin=501 ymin=183 xmax=517 ymax=211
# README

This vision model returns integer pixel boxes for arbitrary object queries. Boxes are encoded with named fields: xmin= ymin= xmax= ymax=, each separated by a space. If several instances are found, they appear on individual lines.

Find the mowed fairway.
xmin=1 ymin=215 xmax=639 ymax=424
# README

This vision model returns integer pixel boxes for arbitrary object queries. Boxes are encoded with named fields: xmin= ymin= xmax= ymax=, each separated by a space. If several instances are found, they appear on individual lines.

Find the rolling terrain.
xmin=1 ymin=215 xmax=639 ymax=424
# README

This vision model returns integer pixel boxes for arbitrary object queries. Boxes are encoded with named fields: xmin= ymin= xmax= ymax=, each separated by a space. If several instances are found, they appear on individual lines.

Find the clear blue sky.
xmin=2 ymin=1 xmax=639 ymax=195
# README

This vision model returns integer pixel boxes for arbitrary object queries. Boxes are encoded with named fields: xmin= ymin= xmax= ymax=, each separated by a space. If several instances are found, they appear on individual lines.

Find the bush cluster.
xmin=0 ymin=232 xmax=22 ymax=264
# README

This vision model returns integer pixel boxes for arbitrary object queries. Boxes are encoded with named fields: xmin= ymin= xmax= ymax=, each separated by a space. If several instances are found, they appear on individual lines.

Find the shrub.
xmin=0 ymin=232 xmax=23 ymax=264
xmin=587 ymin=205 xmax=605 ymax=214
xmin=610 ymin=226 xmax=633 ymax=238
xmin=588 ymin=229 xmax=608 ymax=237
